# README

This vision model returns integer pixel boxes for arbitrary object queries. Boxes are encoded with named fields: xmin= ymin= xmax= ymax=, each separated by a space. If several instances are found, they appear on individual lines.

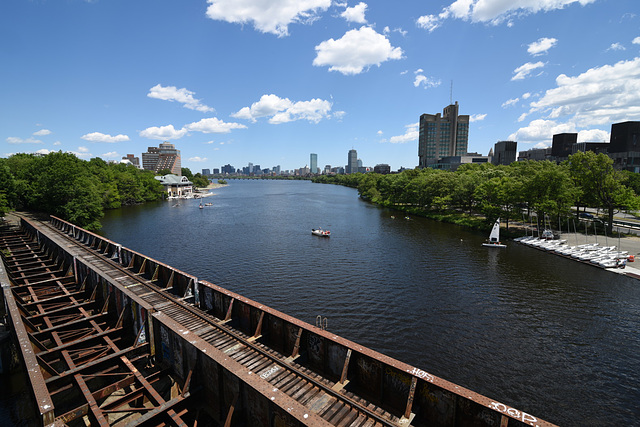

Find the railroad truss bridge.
xmin=0 ymin=214 xmax=556 ymax=427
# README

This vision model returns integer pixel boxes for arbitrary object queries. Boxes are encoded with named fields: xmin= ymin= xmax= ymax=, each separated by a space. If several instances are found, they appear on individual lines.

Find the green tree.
xmin=567 ymin=151 xmax=640 ymax=234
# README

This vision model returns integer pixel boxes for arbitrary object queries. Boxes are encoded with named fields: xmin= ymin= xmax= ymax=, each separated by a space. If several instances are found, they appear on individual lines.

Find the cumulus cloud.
xmin=528 ymin=57 xmax=640 ymax=126
xmin=633 ymin=37 xmax=640 ymax=45
xmin=147 ymin=84 xmax=214 ymax=113
xmin=232 ymin=94 xmax=333 ymax=124
xmin=206 ymin=0 xmax=331 ymax=37
xmin=139 ymin=125 xmax=188 ymax=140
xmin=33 ymin=129 xmax=52 ymax=136
xmin=189 ymin=157 xmax=208 ymax=162
xmin=101 ymin=151 xmax=119 ymax=158
xmin=313 ymin=26 xmax=403 ymax=75
xmin=341 ymin=2 xmax=367 ymax=23
xmin=528 ymin=37 xmax=557 ymax=55
xmin=512 ymin=61 xmax=545 ymax=80
xmin=81 ymin=132 xmax=130 ymax=143
xmin=388 ymin=123 xmax=418 ymax=144
xmin=35 ymin=149 xmax=53 ymax=155
xmin=508 ymin=119 xmax=576 ymax=143
xmin=578 ymin=128 xmax=609 ymax=142
xmin=6 ymin=137 xmax=42 ymax=144
xmin=417 ymin=0 xmax=596 ymax=30
xmin=185 ymin=117 xmax=247 ymax=133
xmin=470 ymin=113 xmax=487 ymax=122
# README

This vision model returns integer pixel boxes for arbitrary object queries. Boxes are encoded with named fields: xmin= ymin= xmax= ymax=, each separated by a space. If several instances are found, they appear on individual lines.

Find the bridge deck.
xmin=0 ymin=214 xmax=556 ymax=427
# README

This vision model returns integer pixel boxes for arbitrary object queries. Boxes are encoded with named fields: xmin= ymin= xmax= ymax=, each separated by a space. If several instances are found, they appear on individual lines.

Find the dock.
xmin=0 ymin=214 xmax=556 ymax=427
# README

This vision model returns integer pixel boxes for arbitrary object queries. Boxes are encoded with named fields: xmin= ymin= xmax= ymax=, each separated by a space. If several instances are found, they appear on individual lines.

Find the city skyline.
xmin=2 ymin=1 xmax=639 ymax=172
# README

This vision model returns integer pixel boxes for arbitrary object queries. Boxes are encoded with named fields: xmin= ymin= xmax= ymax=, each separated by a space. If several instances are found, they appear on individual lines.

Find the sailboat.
xmin=482 ymin=218 xmax=506 ymax=248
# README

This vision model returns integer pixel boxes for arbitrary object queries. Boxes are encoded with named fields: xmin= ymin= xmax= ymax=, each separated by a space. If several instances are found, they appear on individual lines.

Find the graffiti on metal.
xmin=490 ymin=402 xmax=539 ymax=426
xmin=260 ymin=365 xmax=280 ymax=380
xmin=408 ymin=367 xmax=434 ymax=383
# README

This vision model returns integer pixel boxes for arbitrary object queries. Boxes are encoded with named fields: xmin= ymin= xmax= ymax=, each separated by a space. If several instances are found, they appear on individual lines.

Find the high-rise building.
xmin=418 ymin=102 xmax=469 ymax=168
xmin=492 ymin=141 xmax=517 ymax=165
xmin=310 ymin=153 xmax=318 ymax=175
xmin=141 ymin=142 xmax=181 ymax=175
xmin=608 ymin=121 xmax=640 ymax=172
xmin=347 ymin=149 xmax=358 ymax=174
xmin=202 ymin=169 xmax=211 ymax=175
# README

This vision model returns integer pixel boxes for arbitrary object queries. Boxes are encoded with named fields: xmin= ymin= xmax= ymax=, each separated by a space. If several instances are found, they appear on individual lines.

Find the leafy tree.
xmin=567 ymin=151 xmax=640 ymax=234
xmin=181 ymin=167 xmax=194 ymax=180
xmin=191 ymin=173 xmax=209 ymax=188
xmin=157 ymin=169 xmax=172 ymax=176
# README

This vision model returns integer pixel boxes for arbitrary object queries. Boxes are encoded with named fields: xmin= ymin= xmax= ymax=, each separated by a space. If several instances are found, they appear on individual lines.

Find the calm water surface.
xmin=96 ymin=180 xmax=638 ymax=426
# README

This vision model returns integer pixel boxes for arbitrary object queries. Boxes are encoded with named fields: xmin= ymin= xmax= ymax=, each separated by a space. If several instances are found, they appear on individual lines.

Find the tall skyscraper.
xmin=418 ymin=102 xmax=469 ymax=168
xmin=347 ymin=149 xmax=358 ymax=174
xmin=310 ymin=153 xmax=318 ymax=174
xmin=142 ymin=141 xmax=181 ymax=175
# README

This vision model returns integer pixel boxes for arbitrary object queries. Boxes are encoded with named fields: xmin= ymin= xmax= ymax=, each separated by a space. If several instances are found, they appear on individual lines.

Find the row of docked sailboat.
xmin=514 ymin=235 xmax=630 ymax=269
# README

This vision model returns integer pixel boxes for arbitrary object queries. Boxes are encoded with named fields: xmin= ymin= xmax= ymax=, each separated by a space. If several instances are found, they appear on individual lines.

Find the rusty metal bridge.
xmin=0 ymin=214 xmax=556 ymax=427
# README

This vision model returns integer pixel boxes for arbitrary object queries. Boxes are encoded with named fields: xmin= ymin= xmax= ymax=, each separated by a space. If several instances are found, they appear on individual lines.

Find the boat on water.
xmin=204 ymin=202 xmax=213 ymax=206
xmin=311 ymin=228 xmax=331 ymax=237
xmin=482 ymin=218 xmax=506 ymax=248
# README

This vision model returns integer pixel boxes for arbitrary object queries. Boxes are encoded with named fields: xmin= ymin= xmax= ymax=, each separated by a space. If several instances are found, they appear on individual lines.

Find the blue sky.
xmin=2 ymin=0 xmax=639 ymax=172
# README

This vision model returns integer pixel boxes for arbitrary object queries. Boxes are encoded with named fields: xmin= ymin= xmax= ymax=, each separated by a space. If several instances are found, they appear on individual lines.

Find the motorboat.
xmin=482 ymin=218 xmax=506 ymax=248
xmin=312 ymin=228 xmax=331 ymax=237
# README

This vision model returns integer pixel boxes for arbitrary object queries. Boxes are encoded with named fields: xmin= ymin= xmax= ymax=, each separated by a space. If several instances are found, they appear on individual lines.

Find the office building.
xmin=221 ymin=164 xmax=235 ymax=174
xmin=142 ymin=142 xmax=181 ymax=175
xmin=121 ymin=154 xmax=140 ymax=167
xmin=551 ymin=133 xmax=577 ymax=160
xmin=492 ymin=141 xmax=517 ymax=165
xmin=418 ymin=102 xmax=469 ymax=168
xmin=202 ymin=169 xmax=211 ymax=176
xmin=347 ymin=149 xmax=358 ymax=174
xmin=310 ymin=153 xmax=318 ymax=175
xmin=608 ymin=121 xmax=640 ymax=171
xmin=374 ymin=164 xmax=391 ymax=174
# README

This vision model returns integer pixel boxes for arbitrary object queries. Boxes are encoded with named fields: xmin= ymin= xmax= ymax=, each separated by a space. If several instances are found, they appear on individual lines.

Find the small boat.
xmin=204 ymin=202 xmax=213 ymax=206
xmin=199 ymin=203 xmax=203 ymax=209
xmin=482 ymin=218 xmax=506 ymax=248
xmin=312 ymin=228 xmax=331 ymax=237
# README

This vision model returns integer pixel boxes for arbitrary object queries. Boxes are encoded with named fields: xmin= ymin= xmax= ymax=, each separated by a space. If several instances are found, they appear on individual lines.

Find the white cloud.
xmin=502 ymin=97 xmax=519 ymax=108
xmin=6 ymin=137 xmax=42 ymax=144
xmin=377 ymin=130 xmax=383 ymax=135
xmin=389 ymin=123 xmax=418 ymax=144
xmin=185 ymin=117 xmax=247 ymax=133
xmin=189 ymin=156 xmax=208 ymax=162
xmin=469 ymin=113 xmax=487 ymax=122
xmin=508 ymin=119 xmax=575 ymax=143
xmin=33 ymin=129 xmax=52 ymax=136
xmin=418 ymin=0 xmax=597 ymax=30
xmin=341 ymin=2 xmax=367 ymax=23
xmin=101 ymin=151 xmax=120 ymax=158
xmin=206 ymin=0 xmax=331 ymax=37
xmin=313 ymin=26 xmax=403 ymax=75
xmin=528 ymin=57 xmax=640 ymax=126
xmin=522 ymin=92 xmax=532 ymax=99
xmin=512 ymin=61 xmax=545 ymax=80
xmin=606 ymin=42 xmax=625 ymax=51
xmin=35 ymin=149 xmax=53 ymax=155
xmin=139 ymin=124 xmax=188 ymax=140
xmin=53 ymin=141 xmax=61 ymax=146
xmin=77 ymin=146 xmax=90 ymax=153
xmin=578 ymin=129 xmax=609 ymax=142
xmin=528 ymin=37 xmax=557 ymax=55
xmin=232 ymin=94 xmax=333 ymax=124
xmin=81 ymin=132 xmax=130 ymax=143
xmin=413 ymin=71 xmax=441 ymax=88
xmin=147 ymin=84 xmax=214 ymax=113
xmin=633 ymin=37 xmax=640 ymax=45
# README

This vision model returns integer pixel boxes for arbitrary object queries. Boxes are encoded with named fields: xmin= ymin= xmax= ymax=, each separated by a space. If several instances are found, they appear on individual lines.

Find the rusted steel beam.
xmin=31 ymin=312 xmax=109 ymax=337
xmin=0 ymin=269 xmax=55 ymax=425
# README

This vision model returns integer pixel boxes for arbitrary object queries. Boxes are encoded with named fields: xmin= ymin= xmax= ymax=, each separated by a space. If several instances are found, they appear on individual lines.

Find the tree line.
xmin=313 ymin=151 xmax=640 ymax=235
xmin=0 ymin=152 xmax=207 ymax=231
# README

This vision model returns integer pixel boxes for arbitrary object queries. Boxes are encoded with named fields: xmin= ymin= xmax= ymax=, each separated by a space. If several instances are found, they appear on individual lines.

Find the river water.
xmin=7 ymin=179 xmax=638 ymax=426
